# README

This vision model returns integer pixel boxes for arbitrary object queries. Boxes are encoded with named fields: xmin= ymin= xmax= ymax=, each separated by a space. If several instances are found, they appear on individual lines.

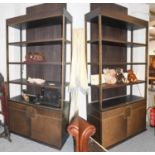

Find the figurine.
xmin=115 ymin=68 xmax=126 ymax=84
xmin=27 ymin=77 xmax=45 ymax=85
xmin=25 ymin=52 xmax=44 ymax=62
xmin=103 ymin=68 xmax=117 ymax=84
xmin=33 ymin=52 xmax=44 ymax=61
xmin=25 ymin=52 xmax=33 ymax=62
xmin=127 ymin=69 xmax=138 ymax=83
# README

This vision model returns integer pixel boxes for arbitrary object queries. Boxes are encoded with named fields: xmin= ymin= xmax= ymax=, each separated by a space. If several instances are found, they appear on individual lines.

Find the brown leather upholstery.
xmin=67 ymin=116 xmax=96 ymax=152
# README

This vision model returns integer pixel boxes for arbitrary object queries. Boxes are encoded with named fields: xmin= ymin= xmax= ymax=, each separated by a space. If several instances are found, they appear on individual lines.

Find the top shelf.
xmin=85 ymin=8 xmax=148 ymax=30
xmin=87 ymin=38 xmax=146 ymax=47
xmin=7 ymin=9 xmax=72 ymax=29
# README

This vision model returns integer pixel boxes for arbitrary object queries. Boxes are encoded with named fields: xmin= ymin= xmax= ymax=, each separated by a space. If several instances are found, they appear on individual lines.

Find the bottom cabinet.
xmin=30 ymin=107 xmax=62 ymax=148
xmin=9 ymin=102 xmax=30 ymax=137
xmin=102 ymin=106 xmax=127 ymax=148
xmin=127 ymin=101 xmax=146 ymax=137
xmin=101 ymin=100 xmax=146 ymax=148
xmin=8 ymin=101 xmax=65 ymax=149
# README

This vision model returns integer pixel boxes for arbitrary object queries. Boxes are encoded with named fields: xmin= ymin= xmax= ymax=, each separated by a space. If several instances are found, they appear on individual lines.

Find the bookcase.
xmin=85 ymin=4 xmax=148 ymax=148
xmin=6 ymin=4 xmax=72 ymax=149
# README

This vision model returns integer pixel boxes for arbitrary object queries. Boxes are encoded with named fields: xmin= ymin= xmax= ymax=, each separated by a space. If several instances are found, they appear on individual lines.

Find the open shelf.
xmin=9 ymin=38 xmax=71 ymax=46
xmin=88 ymin=62 xmax=147 ymax=66
xmin=7 ymin=9 xmax=72 ymax=29
xmin=9 ymin=62 xmax=71 ymax=65
xmin=9 ymin=95 xmax=70 ymax=110
xmin=87 ymin=38 xmax=146 ymax=47
xmin=89 ymin=95 xmax=144 ymax=111
xmin=85 ymin=8 xmax=147 ymax=30
xmin=89 ymin=80 xmax=146 ymax=89
xmin=9 ymin=79 xmax=69 ymax=89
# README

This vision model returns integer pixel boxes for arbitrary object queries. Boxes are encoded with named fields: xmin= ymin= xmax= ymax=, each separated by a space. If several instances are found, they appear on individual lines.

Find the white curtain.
xmin=69 ymin=28 xmax=88 ymax=121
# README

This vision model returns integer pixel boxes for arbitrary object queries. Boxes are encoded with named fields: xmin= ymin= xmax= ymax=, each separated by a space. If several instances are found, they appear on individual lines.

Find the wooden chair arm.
xmin=67 ymin=116 xmax=96 ymax=152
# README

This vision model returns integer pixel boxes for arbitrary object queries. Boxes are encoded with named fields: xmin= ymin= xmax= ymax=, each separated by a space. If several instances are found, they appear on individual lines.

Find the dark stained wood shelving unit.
xmin=85 ymin=3 xmax=148 ymax=148
xmin=6 ymin=3 xmax=72 ymax=149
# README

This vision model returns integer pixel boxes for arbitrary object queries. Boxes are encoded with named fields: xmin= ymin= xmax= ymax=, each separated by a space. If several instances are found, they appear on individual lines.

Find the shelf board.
xmin=9 ymin=95 xmax=70 ymax=110
xmin=8 ymin=38 xmax=71 ymax=46
xmin=9 ymin=79 xmax=69 ymax=89
xmin=85 ymin=8 xmax=147 ymax=30
xmin=89 ymin=80 xmax=146 ymax=89
xmin=89 ymin=95 xmax=145 ymax=111
xmin=87 ymin=38 xmax=146 ymax=47
xmin=7 ymin=9 xmax=72 ymax=29
xmin=88 ymin=62 xmax=146 ymax=66
xmin=9 ymin=62 xmax=71 ymax=65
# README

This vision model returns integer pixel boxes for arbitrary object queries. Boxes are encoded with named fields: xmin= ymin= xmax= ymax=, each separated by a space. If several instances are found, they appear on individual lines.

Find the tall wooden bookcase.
xmin=85 ymin=4 xmax=148 ymax=148
xmin=6 ymin=4 xmax=72 ymax=149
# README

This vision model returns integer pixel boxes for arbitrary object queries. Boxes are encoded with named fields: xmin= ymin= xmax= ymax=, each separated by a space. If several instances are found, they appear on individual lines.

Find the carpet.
xmin=110 ymin=126 xmax=155 ymax=152
xmin=0 ymin=133 xmax=74 ymax=152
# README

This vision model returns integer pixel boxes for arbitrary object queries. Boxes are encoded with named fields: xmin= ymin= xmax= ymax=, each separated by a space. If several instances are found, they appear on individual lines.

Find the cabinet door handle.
xmin=25 ymin=108 xmax=29 ymax=118
xmin=31 ymin=109 xmax=36 ymax=118
xmin=126 ymin=107 xmax=131 ymax=117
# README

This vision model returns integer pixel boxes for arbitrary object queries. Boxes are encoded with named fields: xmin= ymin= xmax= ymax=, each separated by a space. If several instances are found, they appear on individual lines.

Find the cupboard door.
xmin=30 ymin=107 xmax=62 ymax=148
xmin=9 ymin=102 xmax=30 ymax=137
xmin=102 ymin=107 xmax=127 ymax=148
xmin=127 ymin=101 xmax=146 ymax=137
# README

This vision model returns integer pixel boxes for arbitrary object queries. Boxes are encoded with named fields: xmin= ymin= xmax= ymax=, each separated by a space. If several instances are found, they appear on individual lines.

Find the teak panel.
xmin=26 ymin=20 xmax=62 ymax=40
xmin=31 ymin=114 xmax=62 ymax=147
xmin=101 ymin=106 xmax=127 ymax=148
xmin=26 ymin=3 xmax=66 ymax=15
xmin=87 ymin=104 xmax=101 ymax=143
xmin=9 ymin=102 xmax=30 ymax=137
xmin=90 ymin=3 xmax=127 ymax=16
xmin=127 ymin=101 xmax=146 ymax=137
xmin=9 ymin=101 xmax=64 ymax=148
xmin=26 ymin=14 xmax=63 ymax=95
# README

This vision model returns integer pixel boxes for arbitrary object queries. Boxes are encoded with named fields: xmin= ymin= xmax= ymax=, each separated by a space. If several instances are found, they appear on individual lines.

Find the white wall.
xmin=14 ymin=3 xmax=39 ymax=15
xmin=0 ymin=3 xmax=38 ymax=81
xmin=67 ymin=3 xmax=90 ymax=28
xmin=119 ymin=3 xmax=149 ymax=21
xmin=0 ymin=4 xmax=15 ymax=80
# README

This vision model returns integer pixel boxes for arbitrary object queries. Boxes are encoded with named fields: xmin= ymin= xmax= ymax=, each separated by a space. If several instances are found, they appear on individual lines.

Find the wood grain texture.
xmin=86 ymin=3 xmax=148 ymax=149
xmin=7 ymin=3 xmax=72 ymax=149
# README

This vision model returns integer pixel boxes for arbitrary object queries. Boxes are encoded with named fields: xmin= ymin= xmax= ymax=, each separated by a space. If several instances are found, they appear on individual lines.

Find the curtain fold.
xmin=69 ymin=28 xmax=88 ymax=121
